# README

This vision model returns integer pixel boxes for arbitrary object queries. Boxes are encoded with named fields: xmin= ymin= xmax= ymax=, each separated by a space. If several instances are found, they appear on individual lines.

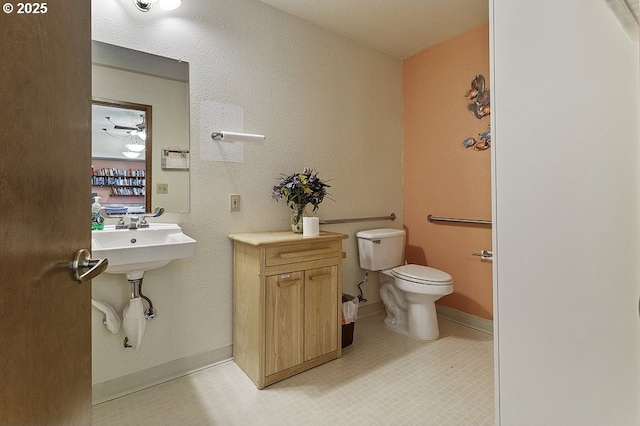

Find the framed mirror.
xmin=91 ymin=41 xmax=190 ymax=213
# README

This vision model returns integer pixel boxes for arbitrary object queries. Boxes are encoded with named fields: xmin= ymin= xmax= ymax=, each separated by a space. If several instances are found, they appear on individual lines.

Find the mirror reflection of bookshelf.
xmin=91 ymin=168 xmax=146 ymax=196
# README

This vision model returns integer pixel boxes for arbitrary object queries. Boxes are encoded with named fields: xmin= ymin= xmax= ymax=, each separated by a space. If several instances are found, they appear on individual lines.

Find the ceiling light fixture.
xmin=125 ymin=142 xmax=146 ymax=152
xmin=133 ymin=0 xmax=181 ymax=12
xmin=122 ymin=150 xmax=142 ymax=159
xmin=158 ymin=0 xmax=181 ymax=10
xmin=125 ymin=132 xmax=146 ymax=153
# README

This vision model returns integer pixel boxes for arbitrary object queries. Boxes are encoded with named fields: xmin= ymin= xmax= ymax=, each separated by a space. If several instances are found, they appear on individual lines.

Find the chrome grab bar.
xmin=427 ymin=214 xmax=492 ymax=226
xmin=319 ymin=213 xmax=396 ymax=225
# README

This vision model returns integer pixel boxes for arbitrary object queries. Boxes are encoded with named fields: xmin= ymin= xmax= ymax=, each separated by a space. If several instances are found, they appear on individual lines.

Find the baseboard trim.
xmin=357 ymin=301 xmax=385 ymax=319
xmin=436 ymin=305 xmax=493 ymax=335
xmin=92 ymin=345 xmax=233 ymax=405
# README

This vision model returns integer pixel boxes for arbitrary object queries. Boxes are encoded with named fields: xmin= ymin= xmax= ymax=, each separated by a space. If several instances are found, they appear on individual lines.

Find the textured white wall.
xmin=492 ymin=0 xmax=640 ymax=424
xmin=91 ymin=0 xmax=402 ymax=384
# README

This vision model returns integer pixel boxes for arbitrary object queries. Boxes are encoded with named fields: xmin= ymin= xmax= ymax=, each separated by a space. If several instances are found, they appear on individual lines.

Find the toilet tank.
xmin=356 ymin=228 xmax=405 ymax=271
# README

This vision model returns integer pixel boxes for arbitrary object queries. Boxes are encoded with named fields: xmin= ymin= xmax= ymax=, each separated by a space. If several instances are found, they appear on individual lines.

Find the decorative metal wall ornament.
xmin=461 ymin=137 xmax=476 ymax=148
xmin=461 ymin=74 xmax=491 ymax=150
xmin=474 ymin=124 xmax=491 ymax=151
xmin=466 ymin=75 xmax=490 ymax=118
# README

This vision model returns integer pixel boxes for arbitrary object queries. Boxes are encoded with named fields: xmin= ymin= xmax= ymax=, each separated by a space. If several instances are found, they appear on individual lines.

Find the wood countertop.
xmin=228 ymin=231 xmax=348 ymax=246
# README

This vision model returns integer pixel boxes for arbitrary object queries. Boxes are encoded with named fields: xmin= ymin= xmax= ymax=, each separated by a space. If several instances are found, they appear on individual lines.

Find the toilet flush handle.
xmin=472 ymin=249 xmax=493 ymax=260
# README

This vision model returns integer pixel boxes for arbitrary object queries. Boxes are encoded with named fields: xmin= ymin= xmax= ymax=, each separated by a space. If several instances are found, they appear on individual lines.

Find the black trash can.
xmin=342 ymin=322 xmax=355 ymax=348
xmin=342 ymin=294 xmax=358 ymax=348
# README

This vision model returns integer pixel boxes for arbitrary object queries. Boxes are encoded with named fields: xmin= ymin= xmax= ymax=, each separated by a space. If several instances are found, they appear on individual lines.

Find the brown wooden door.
xmin=0 ymin=1 xmax=92 ymax=423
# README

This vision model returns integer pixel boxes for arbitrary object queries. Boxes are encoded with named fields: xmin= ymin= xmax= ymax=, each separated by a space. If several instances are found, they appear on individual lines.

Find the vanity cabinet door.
xmin=304 ymin=266 xmax=339 ymax=361
xmin=265 ymin=272 xmax=304 ymax=376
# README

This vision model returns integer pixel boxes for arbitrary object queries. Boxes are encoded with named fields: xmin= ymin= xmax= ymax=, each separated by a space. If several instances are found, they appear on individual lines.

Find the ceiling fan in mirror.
xmin=102 ymin=114 xmax=146 ymax=158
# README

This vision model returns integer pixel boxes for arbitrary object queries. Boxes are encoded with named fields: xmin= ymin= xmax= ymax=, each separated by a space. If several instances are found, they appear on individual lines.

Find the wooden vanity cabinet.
xmin=228 ymin=231 xmax=348 ymax=389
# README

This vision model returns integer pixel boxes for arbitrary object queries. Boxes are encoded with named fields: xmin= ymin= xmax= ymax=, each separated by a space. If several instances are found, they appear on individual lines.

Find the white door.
xmin=491 ymin=0 xmax=640 ymax=425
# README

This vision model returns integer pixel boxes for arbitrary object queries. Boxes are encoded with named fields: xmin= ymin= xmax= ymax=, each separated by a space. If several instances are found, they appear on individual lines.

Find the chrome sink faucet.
xmin=99 ymin=207 xmax=164 ymax=230
xmin=128 ymin=216 xmax=140 ymax=229
xmin=138 ymin=207 xmax=165 ymax=228
xmin=98 ymin=209 xmax=127 ymax=229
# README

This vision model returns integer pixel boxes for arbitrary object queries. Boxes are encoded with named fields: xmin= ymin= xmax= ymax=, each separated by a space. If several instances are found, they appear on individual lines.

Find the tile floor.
xmin=93 ymin=313 xmax=494 ymax=425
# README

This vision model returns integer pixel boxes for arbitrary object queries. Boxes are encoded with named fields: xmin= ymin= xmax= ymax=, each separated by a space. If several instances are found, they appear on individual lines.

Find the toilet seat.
xmin=392 ymin=264 xmax=452 ymax=286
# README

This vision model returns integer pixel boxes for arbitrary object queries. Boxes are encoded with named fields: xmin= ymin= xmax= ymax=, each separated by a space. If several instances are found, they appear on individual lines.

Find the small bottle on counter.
xmin=91 ymin=195 xmax=104 ymax=230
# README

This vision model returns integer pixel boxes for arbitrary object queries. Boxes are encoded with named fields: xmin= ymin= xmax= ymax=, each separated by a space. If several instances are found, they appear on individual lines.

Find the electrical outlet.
xmin=230 ymin=194 xmax=241 ymax=212
xmin=157 ymin=183 xmax=169 ymax=194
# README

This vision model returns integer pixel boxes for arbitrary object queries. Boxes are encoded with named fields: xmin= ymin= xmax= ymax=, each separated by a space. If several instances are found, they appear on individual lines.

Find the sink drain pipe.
xmin=128 ymin=277 xmax=157 ymax=320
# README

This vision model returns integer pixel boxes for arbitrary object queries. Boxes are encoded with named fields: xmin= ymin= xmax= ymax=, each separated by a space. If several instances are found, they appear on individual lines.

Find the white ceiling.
xmin=257 ymin=0 xmax=489 ymax=59
xmin=92 ymin=104 xmax=146 ymax=159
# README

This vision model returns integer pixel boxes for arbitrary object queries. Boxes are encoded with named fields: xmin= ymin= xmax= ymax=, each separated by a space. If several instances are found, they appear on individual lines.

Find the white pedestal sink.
xmin=91 ymin=223 xmax=196 ymax=279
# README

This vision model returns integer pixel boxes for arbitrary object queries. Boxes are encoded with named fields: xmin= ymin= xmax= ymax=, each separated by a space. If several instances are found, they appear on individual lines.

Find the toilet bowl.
xmin=356 ymin=229 xmax=454 ymax=341
xmin=386 ymin=264 xmax=452 ymax=341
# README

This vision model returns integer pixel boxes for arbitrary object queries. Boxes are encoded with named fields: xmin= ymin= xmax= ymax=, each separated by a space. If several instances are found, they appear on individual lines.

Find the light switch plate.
xmin=157 ymin=183 xmax=169 ymax=194
xmin=230 ymin=194 xmax=240 ymax=212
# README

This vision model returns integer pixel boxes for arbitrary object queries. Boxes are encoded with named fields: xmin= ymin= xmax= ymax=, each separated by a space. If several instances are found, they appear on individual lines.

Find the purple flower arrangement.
xmin=272 ymin=167 xmax=331 ymax=212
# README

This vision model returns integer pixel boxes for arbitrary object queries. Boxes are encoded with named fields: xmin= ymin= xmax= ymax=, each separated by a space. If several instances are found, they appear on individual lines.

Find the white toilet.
xmin=356 ymin=228 xmax=453 ymax=341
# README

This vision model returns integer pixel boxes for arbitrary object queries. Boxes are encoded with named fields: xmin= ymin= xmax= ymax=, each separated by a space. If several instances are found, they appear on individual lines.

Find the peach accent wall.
xmin=403 ymin=24 xmax=492 ymax=320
